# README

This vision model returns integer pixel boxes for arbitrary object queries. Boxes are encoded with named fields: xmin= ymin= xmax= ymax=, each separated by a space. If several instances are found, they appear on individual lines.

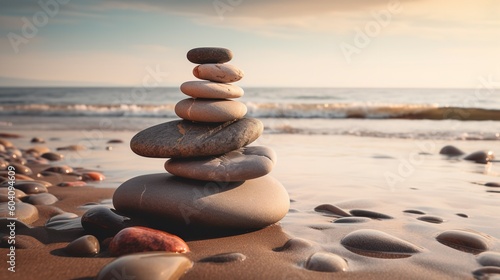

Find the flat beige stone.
xmin=180 ymin=81 xmax=244 ymax=99
xmin=113 ymin=173 xmax=289 ymax=229
xmin=175 ymin=98 xmax=247 ymax=123
xmin=165 ymin=146 xmax=276 ymax=181
xmin=193 ymin=64 xmax=244 ymax=83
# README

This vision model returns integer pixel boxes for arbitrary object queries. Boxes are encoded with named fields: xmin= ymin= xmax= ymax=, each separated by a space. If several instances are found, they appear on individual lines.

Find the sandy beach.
xmin=1 ymin=128 xmax=499 ymax=279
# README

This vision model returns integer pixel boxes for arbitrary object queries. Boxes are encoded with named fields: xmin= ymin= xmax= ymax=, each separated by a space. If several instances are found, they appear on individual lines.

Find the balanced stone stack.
xmin=113 ymin=47 xmax=290 ymax=231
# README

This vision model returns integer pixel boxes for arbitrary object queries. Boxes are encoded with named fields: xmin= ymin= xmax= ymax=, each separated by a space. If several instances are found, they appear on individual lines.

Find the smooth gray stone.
xmin=23 ymin=193 xmax=58 ymax=205
xmin=47 ymin=212 xmax=79 ymax=223
xmin=130 ymin=118 xmax=263 ymax=158
xmin=477 ymin=252 xmax=500 ymax=267
xmin=113 ymin=173 xmax=289 ymax=229
xmin=439 ymin=145 xmax=465 ymax=156
xmin=165 ymin=146 xmax=276 ymax=182
xmin=96 ymin=252 xmax=193 ymax=280
xmin=187 ymin=47 xmax=233 ymax=64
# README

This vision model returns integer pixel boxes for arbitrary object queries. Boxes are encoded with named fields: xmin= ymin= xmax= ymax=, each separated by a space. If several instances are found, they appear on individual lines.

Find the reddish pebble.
xmin=82 ymin=172 xmax=105 ymax=181
xmin=58 ymin=181 xmax=87 ymax=187
xmin=109 ymin=226 xmax=190 ymax=257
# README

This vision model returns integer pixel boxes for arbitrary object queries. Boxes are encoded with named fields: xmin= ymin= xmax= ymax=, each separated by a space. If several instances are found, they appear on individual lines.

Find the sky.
xmin=0 ymin=0 xmax=499 ymax=88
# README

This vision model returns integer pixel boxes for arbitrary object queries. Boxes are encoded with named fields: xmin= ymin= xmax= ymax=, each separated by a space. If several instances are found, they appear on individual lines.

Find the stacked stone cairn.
xmin=113 ymin=47 xmax=290 ymax=231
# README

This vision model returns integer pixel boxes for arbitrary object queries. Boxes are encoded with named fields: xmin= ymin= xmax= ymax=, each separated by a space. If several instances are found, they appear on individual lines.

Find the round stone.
xmin=180 ymin=81 xmax=244 ymax=99
xmin=96 ymin=252 xmax=193 ymax=280
xmin=439 ymin=145 xmax=465 ymax=156
xmin=187 ymin=47 xmax=233 ymax=64
xmin=81 ymin=206 xmax=130 ymax=238
xmin=65 ymin=235 xmax=100 ymax=257
xmin=30 ymin=137 xmax=45 ymax=143
xmin=109 ymin=226 xmax=190 ymax=257
xmin=9 ymin=163 xmax=32 ymax=175
xmin=0 ymin=202 xmax=38 ymax=224
xmin=165 ymin=146 xmax=276 ymax=182
xmin=175 ymin=98 xmax=247 ymax=123
xmin=22 ymin=193 xmax=58 ymax=205
xmin=436 ymin=229 xmax=491 ymax=254
xmin=193 ymin=64 xmax=244 ymax=83
xmin=305 ymin=252 xmax=348 ymax=272
xmin=464 ymin=151 xmax=495 ymax=164
xmin=131 ymin=118 xmax=263 ymax=158
xmin=82 ymin=172 xmax=105 ymax=181
xmin=113 ymin=173 xmax=290 ymax=229
xmin=41 ymin=152 xmax=64 ymax=161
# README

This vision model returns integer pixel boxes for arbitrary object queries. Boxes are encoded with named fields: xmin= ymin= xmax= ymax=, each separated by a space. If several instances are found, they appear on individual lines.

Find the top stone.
xmin=187 ymin=47 xmax=233 ymax=64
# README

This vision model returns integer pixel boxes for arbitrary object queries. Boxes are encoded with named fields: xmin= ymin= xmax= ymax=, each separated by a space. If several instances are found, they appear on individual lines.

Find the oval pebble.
xmin=82 ymin=172 xmax=105 ymax=181
xmin=107 ymin=139 xmax=123 ymax=144
xmin=65 ymin=235 xmax=100 ymax=257
xmin=417 ymin=216 xmax=444 ymax=224
xmin=333 ymin=217 xmax=371 ymax=224
xmin=30 ymin=137 xmax=45 ymax=143
xmin=12 ymin=181 xmax=48 ymax=194
xmin=81 ymin=206 xmax=130 ymax=237
xmin=349 ymin=209 xmax=393 ymax=220
xmin=180 ymin=81 xmax=244 ymax=99
xmin=341 ymin=229 xmax=423 ymax=258
xmin=0 ymin=188 xmax=26 ymax=198
xmin=42 ymin=165 xmax=74 ymax=174
xmin=472 ymin=267 xmax=500 ymax=279
xmin=199 ymin=252 xmax=246 ymax=263
xmin=274 ymin=238 xmax=314 ymax=252
xmin=485 ymin=182 xmax=500 ymax=188
xmin=41 ymin=152 xmax=64 ymax=161
xmin=22 ymin=193 xmax=58 ymax=205
xmin=0 ymin=202 xmax=38 ymax=224
xmin=9 ymin=163 xmax=32 ymax=175
xmin=477 ymin=252 xmax=500 ymax=267
xmin=175 ymin=98 xmax=247 ymax=123
xmin=403 ymin=210 xmax=426 ymax=215
xmin=0 ymin=194 xmax=20 ymax=203
xmin=109 ymin=226 xmax=190 ymax=257
xmin=47 ymin=212 xmax=79 ymax=223
xmin=193 ymin=64 xmax=244 ymax=83
xmin=439 ymin=145 xmax=465 ymax=156
xmin=0 ymin=139 xmax=13 ymax=148
xmin=305 ymin=252 xmax=348 ymax=272
xmin=96 ymin=252 xmax=193 ymax=280
xmin=436 ymin=229 xmax=490 ymax=254
xmin=45 ymin=217 xmax=84 ymax=231
xmin=464 ymin=151 xmax=495 ymax=164
xmin=187 ymin=47 xmax=233 ymax=64
xmin=314 ymin=204 xmax=351 ymax=217
xmin=56 ymin=145 xmax=86 ymax=151
xmin=58 ymin=181 xmax=87 ymax=187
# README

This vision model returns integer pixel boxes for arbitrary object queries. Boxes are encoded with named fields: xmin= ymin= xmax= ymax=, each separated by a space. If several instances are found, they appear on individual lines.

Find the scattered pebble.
xmin=417 ymin=216 xmax=444 ymax=224
xmin=107 ymin=139 xmax=124 ymax=144
xmin=477 ymin=252 xmax=500 ymax=267
xmin=42 ymin=165 xmax=74 ymax=174
xmin=56 ymin=145 xmax=86 ymax=151
xmin=82 ymin=172 xmax=105 ymax=181
xmin=58 ymin=181 xmax=87 ymax=187
xmin=41 ymin=152 xmax=64 ymax=161
xmin=439 ymin=145 xmax=465 ymax=156
xmin=30 ymin=137 xmax=45 ymax=144
xmin=45 ymin=217 xmax=84 ymax=231
xmin=341 ymin=229 xmax=423 ymax=258
xmin=0 ymin=133 xmax=21 ymax=139
xmin=472 ymin=267 xmax=500 ymax=279
xmin=485 ymin=182 xmax=500 ymax=188
xmin=47 ymin=212 xmax=79 ymax=223
xmin=95 ymin=252 xmax=193 ymax=280
xmin=81 ymin=206 xmax=130 ymax=237
xmin=0 ymin=188 xmax=26 ymax=198
xmin=8 ymin=163 xmax=32 ymax=175
xmin=403 ymin=210 xmax=426 ymax=215
xmin=0 ymin=202 xmax=39 ymax=224
xmin=11 ymin=181 xmax=48 ymax=194
xmin=109 ymin=226 xmax=190 ymax=257
xmin=333 ymin=217 xmax=371 ymax=224
xmin=314 ymin=204 xmax=351 ymax=217
xmin=0 ymin=139 xmax=13 ymax=148
xmin=22 ymin=193 xmax=58 ymax=205
xmin=199 ymin=252 xmax=246 ymax=263
xmin=274 ymin=238 xmax=314 ymax=252
xmin=305 ymin=252 xmax=348 ymax=272
xmin=65 ymin=235 xmax=100 ymax=257
xmin=349 ymin=209 xmax=393 ymax=220
xmin=456 ymin=213 xmax=469 ymax=218
xmin=464 ymin=151 xmax=495 ymax=164
xmin=436 ymin=229 xmax=491 ymax=254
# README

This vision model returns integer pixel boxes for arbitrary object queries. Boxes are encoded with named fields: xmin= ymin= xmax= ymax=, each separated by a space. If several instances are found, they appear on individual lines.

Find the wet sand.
xmin=1 ymin=130 xmax=499 ymax=279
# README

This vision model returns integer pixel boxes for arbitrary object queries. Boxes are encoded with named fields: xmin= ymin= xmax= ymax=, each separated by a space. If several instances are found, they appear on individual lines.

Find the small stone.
xmin=333 ymin=217 xmax=371 ymax=223
xmin=42 ymin=165 xmax=74 ymax=174
xmin=193 ymin=64 xmax=244 ymax=83
xmin=41 ymin=152 xmax=64 ymax=161
xmin=30 ymin=137 xmax=45 ymax=143
xmin=131 ymin=118 xmax=263 ymax=158
xmin=314 ymin=204 xmax=351 ymax=217
xmin=341 ymin=229 xmax=423 ymax=258
xmin=464 ymin=150 xmax=495 ymax=164
xmin=11 ymin=181 xmax=48 ymax=194
xmin=417 ymin=215 xmax=444 ymax=224
xmin=105 ymin=146 xmax=112 ymax=151
xmin=113 ymin=173 xmax=289 ymax=230
xmin=107 ymin=139 xmax=124 ymax=144
xmin=109 ymin=226 xmax=189 ymax=257
xmin=0 ymin=188 xmax=26 ymax=198
xmin=273 ymin=238 xmax=314 ymax=252
xmin=9 ymin=163 xmax=32 ymax=175
xmin=47 ymin=212 xmax=79 ymax=223
xmin=472 ymin=267 xmax=500 ymax=279
xmin=439 ymin=145 xmax=465 ymax=156
xmin=65 ymin=235 xmax=100 ymax=257
xmin=403 ymin=209 xmax=426 ymax=215
xmin=82 ymin=172 xmax=105 ymax=181
xmin=22 ymin=193 xmax=58 ymax=205
xmin=305 ymin=252 xmax=348 ymax=272
xmin=0 ymin=194 xmax=20 ymax=203
xmin=58 ymin=181 xmax=87 ymax=187
xmin=81 ymin=206 xmax=130 ymax=238
xmin=349 ymin=209 xmax=393 ymax=219
xmin=175 ymin=98 xmax=247 ymax=123
xmin=165 ymin=146 xmax=276 ymax=182
xmin=477 ymin=252 xmax=500 ymax=267
xmin=25 ymin=146 xmax=50 ymax=155
xmin=199 ymin=252 xmax=246 ymax=263
xmin=96 ymin=252 xmax=193 ymax=280
xmin=180 ymin=81 xmax=244 ymax=99
xmin=0 ymin=202 xmax=38 ymax=224
xmin=56 ymin=144 xmax=86 ymax=151
xmin=485 ymin=182 xmax=500 ymax=188
xmin=0 ymin=139 xmax=13 ymax=148
xmin=456 ymin=213 xmax=469 ymax=218
xmin=436 ymin=229 xmax=491 ymax=254
xmin=187 ymin=47 xmax=233 ymax=64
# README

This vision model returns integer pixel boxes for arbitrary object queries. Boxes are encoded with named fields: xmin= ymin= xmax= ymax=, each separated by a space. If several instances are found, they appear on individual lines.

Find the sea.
xmin=0 ymin=87 xmax=499 ymax=140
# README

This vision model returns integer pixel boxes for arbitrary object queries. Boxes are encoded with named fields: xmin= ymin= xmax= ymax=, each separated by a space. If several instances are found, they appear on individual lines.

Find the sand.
xmin=1 ymin=130 xmax=499 ymax=279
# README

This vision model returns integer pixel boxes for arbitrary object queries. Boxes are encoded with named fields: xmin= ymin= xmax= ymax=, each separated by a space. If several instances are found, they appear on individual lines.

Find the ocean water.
xmin=0 ymin=87 xmax=499 ymax=140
